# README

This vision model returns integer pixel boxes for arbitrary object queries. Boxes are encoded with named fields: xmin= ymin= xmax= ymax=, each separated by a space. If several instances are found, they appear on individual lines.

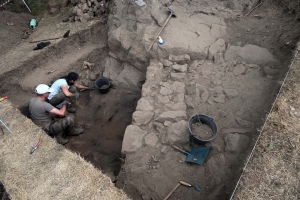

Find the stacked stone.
xmin=68 ymin=0 xmax=107 ymax=22
xmin=122 ymin=55 xmax=191 ymax=154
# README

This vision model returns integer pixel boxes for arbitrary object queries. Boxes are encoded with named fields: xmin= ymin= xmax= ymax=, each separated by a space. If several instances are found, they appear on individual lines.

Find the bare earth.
xmin=0 ymin=0 xmax=299 ymax=199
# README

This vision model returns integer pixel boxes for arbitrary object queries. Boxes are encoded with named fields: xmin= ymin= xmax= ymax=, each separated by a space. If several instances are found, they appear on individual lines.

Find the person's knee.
xmin=69 ymin=85 xmax=77 ymax=93
xmin=49 ymin=92 xmax=66 ymax=106
xmin=50 ymin=123 xmax=63 ymax=136
xmin=61 ymin=116 xmax=75 ymax=130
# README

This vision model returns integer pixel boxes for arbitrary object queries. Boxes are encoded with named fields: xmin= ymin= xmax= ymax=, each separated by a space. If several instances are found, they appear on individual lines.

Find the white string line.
xmin=0 ymin=0 xmax=11 ymax=8
xmin=230 ymin=47 xmax=299 ymax=200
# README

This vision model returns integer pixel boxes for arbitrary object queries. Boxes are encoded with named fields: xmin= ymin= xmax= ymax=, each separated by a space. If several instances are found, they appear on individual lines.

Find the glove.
xmin=74 ymin=93 xmax=80 ymax=99
xmin=88 ymin=86 xmax=95 ymax=90
xmin=56 ymin=101 xmax=70 ymax=109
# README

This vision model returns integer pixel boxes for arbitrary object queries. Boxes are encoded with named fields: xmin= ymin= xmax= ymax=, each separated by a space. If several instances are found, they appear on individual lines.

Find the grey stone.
xmin=150 ymin=8 xmax=167 ymax=26
xmin=169 ymin=54 xmax=191 ymax=65
xmin=155 ymin=111 xmax=187 ymax=123
xmin=208 ymin=38 xmax=226 ymax=60
xmin=201 ymin=90 xmax=210 ymax=102
xmin=87 ymin=0 xmax=91 ymax=7
xmin=263 ymin=66 xmax=280 ymax=75
xmin=169 ymin=102 xmax=187 ymax=111
xmin=224 ymin=89 xmax=239 ymax=99
xmin=160 ymin=86 xmax=172 ymax=96
xmin=89 ymin=73 xmax=97 ymax=81
xmin=161 ymin=146 xmax=168 ymax=153
xmin=164 ymin=121 xmax=172 ymax=127
xmin=154 ymin=122 xmax=167 ymax=135
xmin=213 ymin=86 xmax=223 ymax=94
xmin=116 ymin=63 xmax=145 ymax=87
xmin=186 ymin=83 xmax=197 ymax=95
xmin=144 ymin=132 xmax=159 ymax=147
xmin=214 ymin=52 xmax=225 ymax=65
xmin=171 ymin=73 xmax=186 ymax=81
xmin=214 ymin=94 xmax=226 ymax=103
xmin=103 ymin=57 xmax=123 ymax=80
xmin=224 ymin=133 xmax=250 ymax=153
xmin=225 ymin=45 xmax=279 ymax=66
xmin=233 ymin=64 xmax=246 ymax=75
xmin=132 ymin=111 xmax=154 ymax=125
xmin=81 ymin=3 xmax=89 ymax=12
xmin=122 ymin=125 xmax=147 ymax=153
xmin=157 ymin=95 xmax=170 ymax=104
xmin=76 ymin=8 xmax=84 ymax=16
xmin=235 ymin=117 xmax=254 ymax=128
xmin=173 ymin=93 xmax=185 ymax=102
xmin=136 ymin=98 xmax=154 ymax=111
xmin=162 ymin=59 xmax=173 ymax=67
xmin=79 ymin=15 xmax=88 ymax=23
xmin=146 ymin=61 xmax=164 ymax=81
xmin=172 ymin=64 xmax=187 ymax=73
xmin=171 ymin=81 xmax=185 ymax=93
xmin=167 ymin=120 xmax=189 ymax=143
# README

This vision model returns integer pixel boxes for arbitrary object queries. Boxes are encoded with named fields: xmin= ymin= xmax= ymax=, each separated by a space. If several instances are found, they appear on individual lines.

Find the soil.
xmin=0 ymin=0 xmax=300 ymax=199
xmin=191 ymin=122 xmax=214 ymax=141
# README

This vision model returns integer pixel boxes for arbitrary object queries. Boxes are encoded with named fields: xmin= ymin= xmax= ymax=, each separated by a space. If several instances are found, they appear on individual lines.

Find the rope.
xmin=0 ymin=0 xmax=11 ymax=8
xmin=229 ymin=47 xmax=299 ymax=200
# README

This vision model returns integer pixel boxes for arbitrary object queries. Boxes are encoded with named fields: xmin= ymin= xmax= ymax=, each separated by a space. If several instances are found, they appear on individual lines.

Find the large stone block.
xmin=136 ymin=98 xmax=154 ymax=111
xmin=208 ymin=38 xmax=226 ymax=60
xmin=132 ymin=111 xmax=154 ymax=125
xmin=155 ymin=111 xmax=187 ymax=123
xmin=167 ymin=120 xmax=189 ymax=143
xmin=122 ymin=125 xmax=147 ymax=153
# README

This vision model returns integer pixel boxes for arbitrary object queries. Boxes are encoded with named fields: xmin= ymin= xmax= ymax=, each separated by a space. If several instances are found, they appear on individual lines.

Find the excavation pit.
xmin=1 ymin=0 xmax=300 ymax=199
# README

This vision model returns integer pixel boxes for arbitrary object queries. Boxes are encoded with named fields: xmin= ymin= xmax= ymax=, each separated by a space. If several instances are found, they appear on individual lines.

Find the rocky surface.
xmin=96 ymin=0 xmax=295 ymax=199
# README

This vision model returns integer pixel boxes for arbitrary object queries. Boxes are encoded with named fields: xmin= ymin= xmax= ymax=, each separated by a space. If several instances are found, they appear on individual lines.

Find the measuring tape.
xmin=0 ymin=0 xmax=11 ymax=8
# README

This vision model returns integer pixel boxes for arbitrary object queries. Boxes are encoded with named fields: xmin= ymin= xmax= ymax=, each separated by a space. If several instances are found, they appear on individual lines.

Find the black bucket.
xmin=95 ymin=77 xmax=111 ymax=94
xmin=188 ymin=114 xmax=218 ymax=145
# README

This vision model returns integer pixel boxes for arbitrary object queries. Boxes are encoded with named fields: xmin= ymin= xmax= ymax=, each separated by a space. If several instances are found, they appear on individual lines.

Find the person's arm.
xmin=74 ymin=82 xmax=95 ymax=90
xmin=74 ymin=82 xmax=88 ymax=90
xmin=49 ymin=104 xmax=67 ymax=117
xmin=61 ymin=84 xmax=76 ymax=97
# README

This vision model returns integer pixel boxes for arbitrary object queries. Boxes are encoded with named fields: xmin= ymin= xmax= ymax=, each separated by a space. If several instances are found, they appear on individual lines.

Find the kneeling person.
xmin=48 ymin=72 xmax=94 ymax=113
xmin=29 ymin=84 xmax=84 ymax=145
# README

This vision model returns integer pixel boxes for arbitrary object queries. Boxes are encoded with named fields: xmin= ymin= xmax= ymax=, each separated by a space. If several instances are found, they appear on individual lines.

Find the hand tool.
xmin=162 ymin=181 xmax=193 ymax=200
xmin=29 ymin=30 xmax=70 ymax=43
xmin=0 ymin=120 xmax=12 ymax=133
xmin=47 ymin=69 xmax=56 ymax=75
xmin=30 ymin=139 xmax=42 ymax=154
xmin=171 ymin=144 xmax=211 ymax=165
xmin=147 ymin=9 xmax=176 ymax=52
xmin=0 ymin=96 xmax=8 ymax=101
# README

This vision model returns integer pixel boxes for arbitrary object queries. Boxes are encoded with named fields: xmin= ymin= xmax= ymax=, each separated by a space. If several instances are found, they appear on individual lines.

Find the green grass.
xmin=27 ymin=0 xmax=49 ymax=15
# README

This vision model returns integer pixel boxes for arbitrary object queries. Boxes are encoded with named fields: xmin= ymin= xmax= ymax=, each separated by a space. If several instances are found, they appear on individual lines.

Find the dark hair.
xmin=66 ymin=72 xmax=79 ymax=82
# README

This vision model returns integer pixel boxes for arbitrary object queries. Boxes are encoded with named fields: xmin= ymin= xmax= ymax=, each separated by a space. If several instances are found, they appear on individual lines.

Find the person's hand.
xmin=56 ymin=100 xmax=70 ymax=109
xmin=88 ymin=86 xmax=95 ymax=90
xmin=74 ymin=93 xmax=80 ymax=99
xmin=61 ymin=100 xmax=70 ymax=106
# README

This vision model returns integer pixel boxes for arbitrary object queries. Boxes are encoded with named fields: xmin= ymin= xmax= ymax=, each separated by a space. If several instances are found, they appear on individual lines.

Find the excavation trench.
xmin=1 ymin=0 xmax=300 ymax=199
xmin=0 ymin=23 xmax=143 ymax=178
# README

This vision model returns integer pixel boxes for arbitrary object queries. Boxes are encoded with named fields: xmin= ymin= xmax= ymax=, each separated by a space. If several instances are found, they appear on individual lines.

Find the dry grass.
xmin=0 ymin=101 xmax=130 ymax=200
xmin=232 ymin=44 xmax=300 ymax=199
